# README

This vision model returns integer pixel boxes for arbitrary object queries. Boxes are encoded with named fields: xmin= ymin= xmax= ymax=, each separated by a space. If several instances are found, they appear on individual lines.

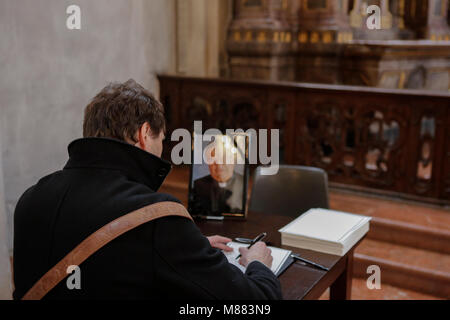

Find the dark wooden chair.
xmin=249 ymin=165 xmax=329 ymax=217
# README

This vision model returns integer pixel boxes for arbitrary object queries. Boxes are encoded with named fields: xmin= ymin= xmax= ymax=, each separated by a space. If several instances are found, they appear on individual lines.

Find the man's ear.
xmin=137 ymin=122 xmax=152 ymax=149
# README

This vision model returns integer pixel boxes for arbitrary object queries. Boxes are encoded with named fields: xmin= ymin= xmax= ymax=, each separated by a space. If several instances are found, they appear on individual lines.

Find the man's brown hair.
xmin=83 ymin=79 xmax=165 ymax=142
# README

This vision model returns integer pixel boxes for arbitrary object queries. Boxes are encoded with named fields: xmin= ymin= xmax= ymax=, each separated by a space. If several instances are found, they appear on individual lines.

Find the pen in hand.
xmin=235 ymin=232 xmax=267 ymax=260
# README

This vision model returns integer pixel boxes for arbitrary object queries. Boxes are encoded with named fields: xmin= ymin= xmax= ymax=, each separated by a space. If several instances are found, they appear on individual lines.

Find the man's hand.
xmin=238 ymin=242 xmax=273 ymax=269
xmin=207 ymin=235 xmax=233 ymax=252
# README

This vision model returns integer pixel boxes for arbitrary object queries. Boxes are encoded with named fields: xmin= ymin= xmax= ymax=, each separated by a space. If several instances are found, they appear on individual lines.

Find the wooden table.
xmin=196 ymin=211 xmax=362 ymax=300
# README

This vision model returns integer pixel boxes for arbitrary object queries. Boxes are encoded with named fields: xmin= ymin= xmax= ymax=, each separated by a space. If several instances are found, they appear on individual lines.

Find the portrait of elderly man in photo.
xmin=192 ymin=140 xmax=245 ymax=217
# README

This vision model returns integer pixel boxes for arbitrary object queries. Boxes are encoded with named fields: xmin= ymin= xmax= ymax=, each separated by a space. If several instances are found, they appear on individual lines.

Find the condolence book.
xmin=224 ymin=242 xmax=294 ymax=277
xmin=279 ymin=208 xmax=371 ymax=256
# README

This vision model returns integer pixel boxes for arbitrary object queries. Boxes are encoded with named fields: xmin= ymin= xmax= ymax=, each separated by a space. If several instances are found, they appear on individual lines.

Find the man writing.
xmin=13 ymin=79 xmax=281 ymax=300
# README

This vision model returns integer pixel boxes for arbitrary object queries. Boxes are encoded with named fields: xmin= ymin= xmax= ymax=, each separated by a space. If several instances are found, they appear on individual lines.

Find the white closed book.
xmin=279 ymin=208 xmax=371 ymax=256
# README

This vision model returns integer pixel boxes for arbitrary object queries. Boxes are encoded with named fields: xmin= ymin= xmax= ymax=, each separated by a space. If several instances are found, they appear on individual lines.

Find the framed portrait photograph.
xmin=188 ymin=132 xmax=249 ymax=220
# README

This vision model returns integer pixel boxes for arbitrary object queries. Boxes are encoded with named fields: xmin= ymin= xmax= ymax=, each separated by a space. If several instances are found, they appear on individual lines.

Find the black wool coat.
xmin=13 ymin=138 xmax=282 ymax=300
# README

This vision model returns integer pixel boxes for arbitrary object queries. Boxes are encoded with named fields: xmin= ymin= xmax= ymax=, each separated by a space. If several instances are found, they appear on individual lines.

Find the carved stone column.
xmin=295 ymin=0 xmax=352 ymax=84
xmin=349 ymin=0 xmax=364 ymax=30
xmin=297 ymin=0 xmax=352 ymax=44
xmin=227 ymin=0 xmax=295 ymax=80
xmin=381 ymin=0 xmax=393 ymax=29
xmin=403 ymin=0 xmax=449 ymax=40
xmin=424 ymin=0 xmax=450 ymax=40
xmin=350 ymin=0 xmax=413 ymax=40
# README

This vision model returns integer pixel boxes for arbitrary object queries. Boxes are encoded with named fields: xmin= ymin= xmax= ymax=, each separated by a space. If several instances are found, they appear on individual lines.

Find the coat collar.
xmin=64 ymin=138 xmax=171 ymax=192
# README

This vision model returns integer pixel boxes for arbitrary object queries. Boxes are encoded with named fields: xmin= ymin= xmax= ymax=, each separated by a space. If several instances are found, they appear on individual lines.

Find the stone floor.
xmin=329 ymin=191 xmax=450 ymax=232
xmin=319 ymin=279 xmax=443 ymax=300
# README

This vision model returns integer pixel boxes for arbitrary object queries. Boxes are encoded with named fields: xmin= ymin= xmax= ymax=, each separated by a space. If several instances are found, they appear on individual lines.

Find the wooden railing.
xmin=158 ymin=75 xmax=450 ymax=205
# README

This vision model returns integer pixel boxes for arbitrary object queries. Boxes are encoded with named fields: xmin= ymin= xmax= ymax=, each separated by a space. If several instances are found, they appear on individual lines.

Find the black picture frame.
xmin=188 ymin=130 xmax=249 ymax=220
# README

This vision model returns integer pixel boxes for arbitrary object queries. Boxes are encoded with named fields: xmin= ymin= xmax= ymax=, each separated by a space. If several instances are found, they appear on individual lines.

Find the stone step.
xmin=319 ymin=278 xmax=444 ymax=300
xmin=353 ymin=239 xmax=450 ymax=298
xmin=330 ymin=191 xmax=450 ymax=254
xmin=367 ymin=216 xmax=450 ymax=255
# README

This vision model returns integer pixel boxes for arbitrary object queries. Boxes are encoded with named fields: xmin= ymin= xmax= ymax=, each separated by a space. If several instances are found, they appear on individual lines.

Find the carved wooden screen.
xmin=159 ymin=75 xmax=450 ymax=205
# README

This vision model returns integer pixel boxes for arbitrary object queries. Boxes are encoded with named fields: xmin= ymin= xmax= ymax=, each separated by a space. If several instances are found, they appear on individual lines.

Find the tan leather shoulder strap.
xmin=22 ymin=201 xmax=192 ymax=300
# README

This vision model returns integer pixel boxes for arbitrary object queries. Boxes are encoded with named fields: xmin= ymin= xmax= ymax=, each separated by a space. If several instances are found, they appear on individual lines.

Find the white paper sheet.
xmin=224 ymin=242 xmax=291 ymax=275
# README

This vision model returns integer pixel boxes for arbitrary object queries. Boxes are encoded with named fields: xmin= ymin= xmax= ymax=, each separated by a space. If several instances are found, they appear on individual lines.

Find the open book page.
xmin=224 ymin=242 xmax=292 ymax=275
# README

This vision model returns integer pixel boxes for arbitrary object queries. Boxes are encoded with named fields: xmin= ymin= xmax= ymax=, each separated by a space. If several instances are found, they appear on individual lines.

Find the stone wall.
xmin=0 ymin=125 xmax=12 ymax=299
xmin=0 ymin=0 xmax=176 ymax=257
